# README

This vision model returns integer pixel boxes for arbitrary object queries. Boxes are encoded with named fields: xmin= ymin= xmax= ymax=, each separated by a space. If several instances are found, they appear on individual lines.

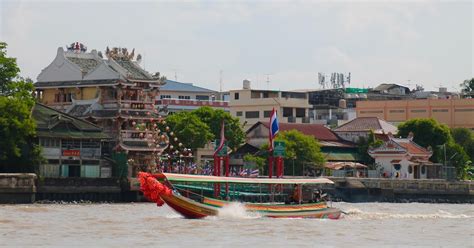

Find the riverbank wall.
xmin=320 ymin=177 xmax=474 ymax=203
xmin=0 ymin=174 xmax=37 ymax=203
xmin=0 ymin=174 xmax=472 ymax=203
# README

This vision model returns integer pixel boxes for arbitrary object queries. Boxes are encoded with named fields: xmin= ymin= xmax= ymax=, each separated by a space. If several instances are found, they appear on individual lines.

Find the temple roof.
xmin=35 ymin=79 xmax=119 ymax=88
xmin=32 ymin=103 xmax=109 ymax=139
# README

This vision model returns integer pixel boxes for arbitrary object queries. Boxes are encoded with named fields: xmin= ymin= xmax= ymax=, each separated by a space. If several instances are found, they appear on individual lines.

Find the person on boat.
xmin=291 ymin=184 xmax=302 ymax=204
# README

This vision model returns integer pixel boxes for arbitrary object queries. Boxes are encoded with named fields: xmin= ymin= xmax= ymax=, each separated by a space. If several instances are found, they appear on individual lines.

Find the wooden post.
xmin=225 ymin=155 xmax=230 ymax=197
xmin=268 ymin=155 xmax=273 ymax=178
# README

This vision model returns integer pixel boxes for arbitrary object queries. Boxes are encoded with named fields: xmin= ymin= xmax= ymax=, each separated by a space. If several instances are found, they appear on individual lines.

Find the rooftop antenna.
xmin=172 ymin=69 xmax=178 ymax=81
xmin=219 ymin=70 xmax=223 ymax=92
xmin=265 ymin=74 xmax=272 ymax=90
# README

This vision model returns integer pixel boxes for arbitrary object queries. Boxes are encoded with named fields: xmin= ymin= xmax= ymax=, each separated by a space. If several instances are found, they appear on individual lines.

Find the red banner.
xmin=63 ymin=150 xmax=80 ymax=156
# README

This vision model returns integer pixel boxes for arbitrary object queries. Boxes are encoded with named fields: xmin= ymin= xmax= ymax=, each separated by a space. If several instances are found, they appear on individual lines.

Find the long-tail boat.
xmin=139 ymin=172 xmax=342 ymax=219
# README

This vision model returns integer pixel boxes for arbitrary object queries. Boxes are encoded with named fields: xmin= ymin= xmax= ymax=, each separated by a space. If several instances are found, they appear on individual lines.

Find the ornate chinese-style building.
xmin=368 ymin=132 xmax=439 ymax=179
xmin=35 ymin=42 xmax=167 ymax=177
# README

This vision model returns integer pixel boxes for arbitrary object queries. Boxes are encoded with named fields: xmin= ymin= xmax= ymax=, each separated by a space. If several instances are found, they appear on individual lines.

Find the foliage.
xmin=450 ymin=128 xmax=474 ymax=162
xmin=460 ymin=78 xmax=474 ymax=93
xmin=397 ymin=118 xmax=472 ymax=179
xmin=193 ymin=106 xmax=245 ymax=150
xmin=0 ymin=42 xmax=42 ymax=172
xmin=243 ymin=154 xmax=266 ymax=170
xmin=0 ymin=42 xmax=20 ymax=95
xmin=165 ymin=111 xmax=213 ymax=149
xmin=397 ymin=118 xmax=451 ymax=163
xmin=356 ymin=130 xmax=383 ymax=167
xmin=260 ymin=130 xmax=325 ymax=175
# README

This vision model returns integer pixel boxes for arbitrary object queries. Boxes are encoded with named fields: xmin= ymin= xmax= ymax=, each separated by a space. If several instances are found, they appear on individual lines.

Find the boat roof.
xmin=162 ymin=173 xmax=334 ymax=185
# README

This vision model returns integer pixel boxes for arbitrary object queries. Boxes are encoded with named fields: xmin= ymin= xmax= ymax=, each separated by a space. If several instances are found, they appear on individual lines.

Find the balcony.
xmin=157 ymin=98 xmax=229 ymax=109
xmin=102 ymin=99 xmax=155 ymax=110
xmin=120 ymin=130 xmax=156 ymax=142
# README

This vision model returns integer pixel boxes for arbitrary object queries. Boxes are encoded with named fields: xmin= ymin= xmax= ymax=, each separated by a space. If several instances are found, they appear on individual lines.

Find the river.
xmin=0 ymin=202 xmax=472 ymax=247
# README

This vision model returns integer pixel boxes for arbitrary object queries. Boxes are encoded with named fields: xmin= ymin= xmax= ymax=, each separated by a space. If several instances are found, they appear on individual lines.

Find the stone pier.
xmin=0 ymin=174 xmax=37 ymax=203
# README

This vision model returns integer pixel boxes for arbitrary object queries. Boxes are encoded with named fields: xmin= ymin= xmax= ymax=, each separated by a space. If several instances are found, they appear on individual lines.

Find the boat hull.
xmin=161 ymin=192 xmax=342 ymax=219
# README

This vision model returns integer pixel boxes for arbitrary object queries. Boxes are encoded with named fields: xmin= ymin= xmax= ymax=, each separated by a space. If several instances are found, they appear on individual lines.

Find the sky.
xmin=1 ymin=0 xmax=473 ymax=92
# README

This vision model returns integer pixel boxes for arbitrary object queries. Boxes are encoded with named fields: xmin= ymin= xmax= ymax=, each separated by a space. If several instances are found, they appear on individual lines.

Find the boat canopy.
xmin=162 ymin=173 xmax=334 ymax=185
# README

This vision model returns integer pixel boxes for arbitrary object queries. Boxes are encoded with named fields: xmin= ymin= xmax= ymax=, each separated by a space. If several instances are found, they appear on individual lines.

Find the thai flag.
xmin=268 ymin=108 xmax=279 ymax=151
xmin=249 ymin=169 xmax=259 ymax=178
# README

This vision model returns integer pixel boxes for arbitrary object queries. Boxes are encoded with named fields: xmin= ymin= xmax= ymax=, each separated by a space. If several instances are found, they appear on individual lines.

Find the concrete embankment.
xmin=0 ymin=173 xmax=37 ymax=203
xmin=0 ymin=174 xmax=473 ymax=203
xmin=320 ymin=178 xmax=474 ymax=203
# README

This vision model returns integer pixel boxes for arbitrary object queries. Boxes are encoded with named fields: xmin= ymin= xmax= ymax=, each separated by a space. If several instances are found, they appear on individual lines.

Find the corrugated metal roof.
xmin=161 ymin=80 xmax=217 ymax=93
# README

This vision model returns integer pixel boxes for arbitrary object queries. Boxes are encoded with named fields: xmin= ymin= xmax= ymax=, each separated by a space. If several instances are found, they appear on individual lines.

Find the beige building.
xmin=229 ymin=80 xmax=313 ymax=130
xmin=356 ymin=98 xmax=474 ymax=130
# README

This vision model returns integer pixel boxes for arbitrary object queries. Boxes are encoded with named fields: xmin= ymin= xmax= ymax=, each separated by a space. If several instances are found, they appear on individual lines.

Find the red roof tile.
xmin=334 ymin=117 xmax=397 ymax=134
xmin=259 ymin=122 xmax=340 ymax=141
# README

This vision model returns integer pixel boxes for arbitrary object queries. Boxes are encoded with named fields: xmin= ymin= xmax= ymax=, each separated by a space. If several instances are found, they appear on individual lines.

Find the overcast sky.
xmin=1 ymin=0 xmax=473 ymax=92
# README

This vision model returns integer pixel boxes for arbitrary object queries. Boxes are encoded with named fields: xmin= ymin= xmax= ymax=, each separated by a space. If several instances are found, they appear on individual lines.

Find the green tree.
xmin=397 ymin=118 xmax=471 ymax=179
xmin=193 ymin=106 xmax=245 ymax=150
xmin=166 ymin=111 xmax=213 ymax=150
xmin=451 ymin=128 xmax=474 ymax=162
xmin=243 ymin=154 xmax=266 ymax=172
xmin=397 ymin=118 xmax=451 ymax=163
xmin=0 ymin=42 xmax=20 ymax=95
xmin=262 ymin=130 xmax=325 ymax=175
xmin=460 ymin=78 xmax=474 ymax=93
xmin=357 ymin=130 xmax=383 ymax=167
xmin=0 ymin=42 xmax=42 ymax=172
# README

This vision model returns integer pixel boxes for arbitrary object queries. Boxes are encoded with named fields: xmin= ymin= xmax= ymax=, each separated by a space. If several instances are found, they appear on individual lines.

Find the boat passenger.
xmin=291 ymin=184 xmax=302 ymax=204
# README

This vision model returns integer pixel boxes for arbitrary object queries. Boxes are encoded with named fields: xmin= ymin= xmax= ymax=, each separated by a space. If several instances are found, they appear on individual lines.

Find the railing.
xmin=102 ymin=99 xmax=155 ymax=110
xmin=157 ymin=98 xmax=229 ymax=108
xmin=120 ymin=130 xmax=155 ymax=141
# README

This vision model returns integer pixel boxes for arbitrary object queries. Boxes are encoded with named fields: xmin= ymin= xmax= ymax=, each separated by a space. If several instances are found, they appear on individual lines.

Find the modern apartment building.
xmin=229 ymin=80 xmax=313 ymax=129
xmin=156 ymin=79 xmax=228 ymax=114
xmin=356 ymin=98 xmax=474 ymax=129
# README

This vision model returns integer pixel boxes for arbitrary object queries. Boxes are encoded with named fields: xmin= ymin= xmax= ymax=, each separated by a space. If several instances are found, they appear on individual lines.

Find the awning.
xmin=324 ymin=162 xmax=367 ymax=170
xmin=390 ymin=159 xmax=401 ymax=164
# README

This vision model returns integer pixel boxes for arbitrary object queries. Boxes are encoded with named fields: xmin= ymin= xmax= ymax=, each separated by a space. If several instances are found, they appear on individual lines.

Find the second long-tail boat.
xmin=139 ymin=172 xmax=342 ymax=219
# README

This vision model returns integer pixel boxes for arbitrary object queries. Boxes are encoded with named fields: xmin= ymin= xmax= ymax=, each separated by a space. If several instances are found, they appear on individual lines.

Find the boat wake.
xmin=344 ymin=208 xmax=473 ymax=220
xmin=216 ymin=202 xmax=261 ymax=219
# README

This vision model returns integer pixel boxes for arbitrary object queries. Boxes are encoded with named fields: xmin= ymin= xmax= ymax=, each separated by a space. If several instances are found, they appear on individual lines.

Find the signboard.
xmin=63 ymin=150 xmax=80 ymax=157
xmin=273 ymin=141 xmax=286 ymax=157
xmin=214 ymin=139 xmax=228 ymax=157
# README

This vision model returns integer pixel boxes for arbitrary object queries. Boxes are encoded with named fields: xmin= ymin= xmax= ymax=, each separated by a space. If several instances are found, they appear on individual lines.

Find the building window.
xmin=432 ymin=109 xmax=449 ymax=112
xmin=263 ymin=111 xmax=272 ymax=118
xmin=421 ymin=165 xmax=426 ymax=174
xmin=178 ymin=95 xmax=191 ymax=100
xmin=393 ymin=164 xmax=401 ymax=171
xmin=234 ymin=93 xmax=239 ymax=100
xmin=40 ymin=138 xmax=60 ymax=148
xmin=236 ymin=111 xmax=243 ymax=117
xmin=283 ymin=107 xmax=293 ymax=117
xmin=196 ymin=95 xmax=210 ymax=101
xmin=295 ymin=108 xmax=306 ymax=117
xmin=62 ymin=139 xmax=80 ymax=149
xmin=250 ymin=91 xmax=261 ymax=99
xmin=408 ymin=165 xmax=413 ymax=174
xmin=410 ymin=109 xmax=426 ymax=113
xmin=454 ymin=108 xmax=474 ymax=112
xmin=389 ymin=110 xmax=405 ymax=113
xmin=360 ymin=110 xmax=383 ymax=114
xmin=245 ymin=111 xmax=259 ymax=119
xmin=160 ymin=95 xmax=171 ymax=99
xmin=82 ymin=141 xmax=100 ymax=148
